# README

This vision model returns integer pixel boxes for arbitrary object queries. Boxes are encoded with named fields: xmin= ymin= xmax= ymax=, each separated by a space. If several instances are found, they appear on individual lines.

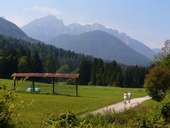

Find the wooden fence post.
xmin=52 ymin=78 xmax=55 ymax=94
xmin=13 ymin=79 xmax=16 ymax=90
xmin=76 ymin=78 xmax=78 ymax=97
xmin=32 ymin=80 xmax=35 ymax=93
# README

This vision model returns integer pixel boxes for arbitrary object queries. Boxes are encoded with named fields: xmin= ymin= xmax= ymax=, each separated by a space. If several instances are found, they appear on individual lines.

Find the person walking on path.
xmin=123 ymin=92 xmax=128 ymax=105
xmin=127 ymin=92 xmax=132 ymax=103
xmin=89 ymin=96 xmax=151 ymax=116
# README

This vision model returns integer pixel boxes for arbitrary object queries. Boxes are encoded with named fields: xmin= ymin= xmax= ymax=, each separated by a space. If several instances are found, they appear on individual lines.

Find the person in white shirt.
xmin=127 ymin=92 xmax=132 ymax=103
xmin=123 ymin=92 xmax=127 ymax=105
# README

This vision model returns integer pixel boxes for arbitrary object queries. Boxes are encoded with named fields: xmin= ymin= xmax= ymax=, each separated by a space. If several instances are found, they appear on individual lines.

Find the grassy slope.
xmin=0 ymin=79 xmax=147 ymax=128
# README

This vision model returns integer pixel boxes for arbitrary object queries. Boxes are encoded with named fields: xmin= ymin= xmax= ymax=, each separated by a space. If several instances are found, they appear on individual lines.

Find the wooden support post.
xmin=13 ymin=79 xmax=16 ymax=90
xmin=52 ymin=78 xmax=55 ymax=94
xmin=32 ymin=79 xmax=35 ymax=93
xmin=76 ymin=78 xmax=78 ymax=97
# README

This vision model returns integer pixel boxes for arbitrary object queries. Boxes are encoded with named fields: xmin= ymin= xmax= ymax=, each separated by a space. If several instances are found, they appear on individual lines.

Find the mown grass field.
xmin=0 ymin=79 xmax=147 ymax=128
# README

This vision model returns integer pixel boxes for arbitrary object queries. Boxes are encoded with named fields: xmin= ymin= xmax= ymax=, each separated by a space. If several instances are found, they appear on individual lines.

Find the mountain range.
xmin=0 ymin=16 xmax=154 ymax=65
xmin=22 ymin=15 xmax=155 ymax=60
xmin=0 ymin=17 xmax=29 ymax=40
xmin=51 ymin=30 xmax=151 ymax=65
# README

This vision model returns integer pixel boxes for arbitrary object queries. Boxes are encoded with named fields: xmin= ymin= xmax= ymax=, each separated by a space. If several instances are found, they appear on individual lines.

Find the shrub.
xmin=82 ymin=110 xmax=140 ymax=128
xmin=44 ymin=112 xmax=78 ymax=128
xmin=0 ymin=85 xmax=16 ymax=128
xmin=139 ymin=119 xmax=154 ymax=128
xmin=58 ymin=112 xmax=78 ymax=127
xmin=83 ymin=113 xmax=114 ymax=126
xmin=138 ymin=111 xmax=162 ymax=128
xmin=144 ymin=66 xmax=170 ymax=101
xmin=161 ymin=102 xmax=170 ymax=122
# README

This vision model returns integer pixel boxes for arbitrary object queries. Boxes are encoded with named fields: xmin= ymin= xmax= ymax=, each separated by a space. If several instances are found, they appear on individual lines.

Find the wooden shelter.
xmin=11 ymin=73 xmax=79 ymax=96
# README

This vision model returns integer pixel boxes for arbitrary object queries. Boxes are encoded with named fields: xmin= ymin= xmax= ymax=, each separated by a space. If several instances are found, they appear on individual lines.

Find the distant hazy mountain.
xmin=51 ymin=30 xmax=151 ymax=65
xmin=0 ymin=17 xmax=28 ymax=40
xmin=152 ymin=48 xmax=161 ymax=54
xmin=22 ymin=15 xmax=68 ymax=42
xmin=0 ymin=18 xmax=94 ymax=71
xmin=22 ymin=15 xmax=155 ymax=59
xmin=0 ymin=16 xmax=151 ymax=65
xmin=67 ymin=23 xmax=155 ymax=59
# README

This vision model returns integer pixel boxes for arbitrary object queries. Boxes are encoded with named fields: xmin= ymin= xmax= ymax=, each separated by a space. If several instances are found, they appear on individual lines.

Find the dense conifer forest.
xmin=0 ymin=35 xmax=147 ymax=87
xmin=0 ymin=35 xmax=91 ymax=77
xmin=79 ymin=59 xmax=147 ymax=87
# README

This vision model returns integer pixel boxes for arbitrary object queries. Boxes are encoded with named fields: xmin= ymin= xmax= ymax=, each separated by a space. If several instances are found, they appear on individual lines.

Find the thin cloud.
xmin=29 ymin=5 xmax=61 ymax=16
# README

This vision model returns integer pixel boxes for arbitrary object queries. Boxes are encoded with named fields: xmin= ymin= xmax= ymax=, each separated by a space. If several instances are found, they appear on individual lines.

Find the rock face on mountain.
xmin=22 ymin=16 xmax=155 ymax=60
xmin=22 ymin=15 xmax=67 ymax=42
xmin=51 ymin=30 xmax=151 ymax=65
xmin=0 ymin=17 xmax=28 ymax=40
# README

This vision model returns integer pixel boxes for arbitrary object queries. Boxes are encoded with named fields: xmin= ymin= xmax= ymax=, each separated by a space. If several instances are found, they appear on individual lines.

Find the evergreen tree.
xmin=79 ymin=60 xmax=92 ymax=85
xmin=44 ymin=53 xmax=58 ymax=72
xmin=18 ymin=56 xmax=31 ymax=72
xmin=31 ymin=51 xmax=43 ymax=73
xmin=57 ymin=64 xmax=70 ymax=73
xmin=95 ymin=59 xmax=104 ymax=85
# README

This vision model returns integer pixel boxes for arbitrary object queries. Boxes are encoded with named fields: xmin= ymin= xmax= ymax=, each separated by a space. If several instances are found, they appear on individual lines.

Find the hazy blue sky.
xmin=0 ymin=0 xmax=170 ymax=48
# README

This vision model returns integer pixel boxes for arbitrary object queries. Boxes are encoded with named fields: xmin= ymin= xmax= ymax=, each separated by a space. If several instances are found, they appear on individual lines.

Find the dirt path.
xmin=90 ymin=96 xmax=151 ymax=115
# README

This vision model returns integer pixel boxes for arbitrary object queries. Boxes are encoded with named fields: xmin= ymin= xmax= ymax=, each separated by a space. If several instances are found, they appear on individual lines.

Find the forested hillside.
xmin=0 ymin=35 xmax=91 ymax=78
xmin=0 ymin=34 xmax=148 ymax=87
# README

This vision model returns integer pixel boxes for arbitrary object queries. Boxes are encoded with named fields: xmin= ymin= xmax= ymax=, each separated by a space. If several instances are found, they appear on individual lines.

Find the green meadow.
xmin=0 ymin=79 xmax=147 ymax=128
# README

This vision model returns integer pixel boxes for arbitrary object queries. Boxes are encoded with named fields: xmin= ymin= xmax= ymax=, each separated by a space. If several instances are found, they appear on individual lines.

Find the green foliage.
xmin=104 ymin=61 xmax=123 ymax=86
xmin=43 ymin=53 xmax=58 ymax=72
xmin=144 ymin=52 xmax=170 ymax=103
xmin=80 ymin=101 xmax=169 ymax=128
xmin=144 ymin=53 xmax=170 ymax=101
xmin=0 ymin=35 xmax=91 ymax=77
xmin=44 ymin=112 xmax=114 ymax=128
xmin=57 ymin=64 xmax=71 ymax=73
xmin=31 ymin=51 xmax=44 ymax=73
xmin=79 ymin=60 xmax=92 ymax=85
xmin=123 ymin=65 xmax=147 ymax=88
xmin=139 ymin=119 xmax=155 ymax=128
xmin=79 ymin=58 xmax=147 ymax=87
xmin=58 ymin=112 xmax=78 ymax=127
xmin=43 ymin=112 xmax=94 ymax=128
xmin=0 ymin=35 xmax=147 ymax=88
xmin=46 ymin=112 xmax=78 ymax=128
xmin=144 ymin=66 xmax=170 ymax=101
xmin=18 ymin=56 xmax=31 ymax=72
xmin=0 ymin=85 xmax=16 ymax=128
xmin=78 ymin=92 xmax=170 ymax=128
xmin=159 ymin=54 xmax=170 ymax=68
xmin=93 ymin=59 xmax=104 ymax=85
xmin=161 ymin=102 xmax=170 ymax=122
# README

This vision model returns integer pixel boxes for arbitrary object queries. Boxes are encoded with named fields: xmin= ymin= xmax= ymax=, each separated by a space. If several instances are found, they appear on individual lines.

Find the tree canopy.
xmin=145 ymin=51 xmax=170 ymax=101
xmin=0 ymin=35 xmax=91 ymax=78
xmin=79 ymin=58 xmax=147 ymax=87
